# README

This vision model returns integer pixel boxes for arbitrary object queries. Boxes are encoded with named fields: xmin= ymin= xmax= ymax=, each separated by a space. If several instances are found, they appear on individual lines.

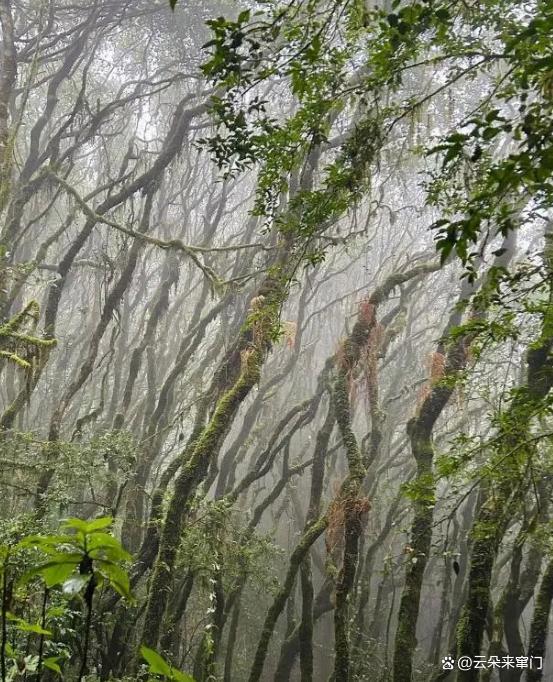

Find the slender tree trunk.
xmin=247 ymin=516 xmax=328 ymax=682
xmin=527 ymin=559 xmax=553 ymax=682
xmin=393 ymin=238 xmax=515 ymax=681
xmin=455 ymin=228 xmax=553 ymax=679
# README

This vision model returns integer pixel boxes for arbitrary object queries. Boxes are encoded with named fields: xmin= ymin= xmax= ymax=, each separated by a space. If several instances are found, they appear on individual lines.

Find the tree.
xmin=0 ymin=0 xmax=552 ymax=680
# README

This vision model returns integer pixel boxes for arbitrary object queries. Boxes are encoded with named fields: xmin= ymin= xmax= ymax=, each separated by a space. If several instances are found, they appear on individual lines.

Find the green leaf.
xmin=7 ymin=614 xmax=52 ymax=636
xmin=18 ymin=622 xmax=52 ymax=635
xmin=62 ymin=517 xmax=113 ymax=534
xmin=87 ymin=533 xmax=131 ymax=561
xmin=22 ymin=557 xmax=81 ymax=587
xmin=40 ymin=562 xmax=78 ymax=587
xmin=140 ymin=646 xmax=195 ymax=681
xmin=18 ymin=534 xmax=75 ymax=550
xmin=141 ymin=646 xmax=172 ymax=676
xmin=43 ymin=657 xmax=62 ymax=675
xmin=95 ymin=559 xmax=132 ymax=600
xmin=171 ymin=668 xmax=195 ymax=682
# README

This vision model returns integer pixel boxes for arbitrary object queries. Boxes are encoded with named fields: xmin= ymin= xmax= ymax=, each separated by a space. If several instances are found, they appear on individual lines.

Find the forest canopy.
xmin=0 ymin=0 xmax=552 ymax=680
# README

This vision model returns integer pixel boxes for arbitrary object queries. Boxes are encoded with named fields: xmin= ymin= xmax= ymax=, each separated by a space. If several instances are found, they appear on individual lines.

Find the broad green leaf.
xmin=140 ymin=646 xmax=172 ymax=676
xmin=87 ymin=533 xmax=131 ymax=561
xmin=62 ymin=517 xmax=113 ymax=534
xmin=43 ymin=657 xmax=62 ymax=675
xmin=140 ymin=646 xmax=195 ymax=681
xmin=61 ymin=518 xmax=92 ymax=533
xmin=95 ymin=559 xmax=132 ymax=600
xmin=22 ymin=557 xmax=81 ymax=587
xmin=18 ymin=535 xmax=75 ymax=550
xmin=86 ymin=516 xmax=114 ymax=531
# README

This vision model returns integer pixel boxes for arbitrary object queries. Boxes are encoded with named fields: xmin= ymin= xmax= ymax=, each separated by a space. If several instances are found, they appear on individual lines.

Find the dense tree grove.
xmin=0 ymin=0 xmax=552 ymax=679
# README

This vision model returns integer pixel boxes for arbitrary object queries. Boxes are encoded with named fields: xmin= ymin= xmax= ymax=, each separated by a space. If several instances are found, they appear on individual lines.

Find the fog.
xmin=0 ymin=1 xmax=551 ymax=681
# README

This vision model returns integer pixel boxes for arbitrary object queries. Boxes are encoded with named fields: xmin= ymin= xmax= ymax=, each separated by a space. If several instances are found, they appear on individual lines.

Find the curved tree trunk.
xmin=455 ymin=227 xmax=553 ymax=680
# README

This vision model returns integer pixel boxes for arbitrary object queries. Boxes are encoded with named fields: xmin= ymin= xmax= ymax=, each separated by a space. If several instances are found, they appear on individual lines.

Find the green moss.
xmin=0 ymin=300 xmax=55 ymax=376
xmin=142 ymin=346 xmax=266 ymax=651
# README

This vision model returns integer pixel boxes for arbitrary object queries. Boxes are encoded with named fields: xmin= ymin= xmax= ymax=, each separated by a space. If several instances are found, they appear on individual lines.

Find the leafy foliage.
xmin=195 ymin=0 xmax=553 ymax=282
xmin=0 ymin=518 xmax=133 ymax=679
xmin=141 ymin=646 xmax=195 ymax=681
xmin=426 ymin=2 xmax=553 ymax=272
xmin=21 ymin=517 xmax=133 ymax=601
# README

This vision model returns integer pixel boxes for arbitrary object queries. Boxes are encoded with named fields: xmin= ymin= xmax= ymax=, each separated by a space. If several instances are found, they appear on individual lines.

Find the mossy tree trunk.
xmin=527 ymin=559 xmax=553 ymax=682
xmin=298 ymin=403 xmax=334 ymax=681
xmin=247 ymin=515 xmax=328 ymax=682
xmin=455 ymin=227 xmax=553 ymax=680
xmin=393 ymin=237 xmax=516 ymax=682
xmin=0 ymin=0 xmax=16 ymax=223
xmin=501 ymin=492 xmax=547 ymax=682
xmin=392 ymin=317 xmax=469 ymax=681
xmin=332 ymin=262 xmax=441 ymax=680
xmin=274 ymin=578 xmax=335 ymax=681
xmin=141 ymin=341 xmax=267 ymax=650
xmin=331 ymin=358 xmax=367 ymax=681
xmin=298 ymin=558 xmax=315 ymax=681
